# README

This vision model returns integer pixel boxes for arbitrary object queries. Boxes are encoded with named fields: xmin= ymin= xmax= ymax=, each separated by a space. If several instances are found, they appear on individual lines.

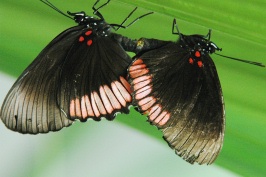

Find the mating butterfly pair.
xmin=0 ymin=0 xmax=264 ymax=165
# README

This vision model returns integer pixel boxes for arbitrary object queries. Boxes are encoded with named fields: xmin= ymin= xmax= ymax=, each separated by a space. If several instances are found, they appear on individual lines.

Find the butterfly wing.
xmin=128 ymin=42 xmax=225 ymax=164
xmin=58 ymin=32 xmax=132 ymax=121
xmin=0 ymin=26 xmax=87 ymax=134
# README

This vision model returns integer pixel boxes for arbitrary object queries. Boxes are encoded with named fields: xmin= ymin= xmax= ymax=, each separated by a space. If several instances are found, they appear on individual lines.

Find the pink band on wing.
xmin=129 ymin=68 xmax=149 ymax=78
xmin=90 ymin=92 xmax=100 ymax=117
xmin=136 ymin=85 xmax=151 ymax=95
xmin=80 ymin=96 xmax=88 ymax=118
xmin=70 ymin=99 xmax=76 ymax=117
xmin=140 ymin=97 xmax=156 ymax=111
xmin=154 ymin=111 xmax=167 ymax=124
xmin=99 ymin=86 xmax=114 ymax=114
xmin=149 ymin=104 xmax=160 ymax=115
xmin=114 ymin=81 xmax=132 ymax=102
xmin=132 ymin=59 xmax=144 ymax=65
xmin=83 ymin=95 xmax=94 ymax=117
xmin=111 ymin=82 xmax=126 ymax=107
xmin=129 ymin=63 xmax=146 ymax=71
xmin=133 ymin=79 xmax=151 ymax=91
xmin=138 ymin=96 xmax=153 ymax=106
xmin=104 ymin=85 xmax=121 ymax=110
xmin=135 ymin=86 xmax=152 ymax=100
xmin=120 ymin=76 xmax=132 ymax=93
xmin=69 ymin=98 xmax=82 ymax=117
xmin=93 ymin=91 xmax=107 ymax=115
xmin=132 ymin=75 xmax=151 ymax=84
xmin=149 ymin=105 xmax=161 ymax=121
xmin=158 ymin=113 xmax=170 ymax=126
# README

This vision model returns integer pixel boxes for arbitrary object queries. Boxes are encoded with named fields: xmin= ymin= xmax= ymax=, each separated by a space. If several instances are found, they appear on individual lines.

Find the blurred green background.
xmin=0 ymin=0 xmax=265 ymax=176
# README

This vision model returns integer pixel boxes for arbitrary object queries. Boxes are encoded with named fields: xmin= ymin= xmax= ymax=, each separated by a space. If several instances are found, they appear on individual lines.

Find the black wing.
xmin=0 ymin=26 xmax=83 ymax=134
xmin=0 ymin=26 xmax=132 ymax=134
xmin=128 ymin=42 xmax=225 ymax=164
xmin=58 ymin=32 xmax=132 ymax=121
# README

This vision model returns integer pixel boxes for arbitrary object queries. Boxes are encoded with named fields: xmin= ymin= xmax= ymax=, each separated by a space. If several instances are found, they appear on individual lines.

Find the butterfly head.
xmin=172 ymin=19 xmax=222 ymax=57
xmin=177 ymin=31 xmax=222 ymax=68
xmin=68 ymin=11 xmax=102 ymax=25
xmin=68 ymin=11 xmax=111 ymax=36
xmin=179 ymin=32 xmax=222 ymax=55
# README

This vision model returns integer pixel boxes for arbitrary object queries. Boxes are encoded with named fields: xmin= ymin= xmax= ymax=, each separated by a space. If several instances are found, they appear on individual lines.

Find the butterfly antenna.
xmin=40 ymin=0 xmax=73 ymax=20
xmin=122 ymin=9 xmax=153 ymax=28
xmin=115 ymin=7 xmax=138 ymax=30
xmin=111 ymin=8 xmax=153 ymax=31
xmin=172 ymin=19 xmax=183 ymax=40
xmin=215 ymin=53 xmax=265 ymax=67
xmin=205 ymin=29 xmax=212 ymax=41
xmin=92 ymin=0 xmax=110 ymax=19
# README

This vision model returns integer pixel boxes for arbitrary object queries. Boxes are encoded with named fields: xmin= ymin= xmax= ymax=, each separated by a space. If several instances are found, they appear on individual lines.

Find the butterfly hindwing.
xmin=58 ymin=32 xmax=132 ymax=121
xmin=128 ymin=42 xmax=225 ymax=164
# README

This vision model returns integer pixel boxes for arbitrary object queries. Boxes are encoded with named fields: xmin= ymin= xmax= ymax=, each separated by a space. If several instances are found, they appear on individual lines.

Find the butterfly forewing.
xmin=128 ymin=42 xmax=225 ymax=164
xmin=0 ymin=26 xmax=84 ymax=134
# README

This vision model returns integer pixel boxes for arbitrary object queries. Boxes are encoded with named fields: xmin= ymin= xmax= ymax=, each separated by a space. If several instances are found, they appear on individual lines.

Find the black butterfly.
xmin=0 ymin=0 xmax=152 ymax=134
xmin=128 ymin=19 xmax=264 ymax=164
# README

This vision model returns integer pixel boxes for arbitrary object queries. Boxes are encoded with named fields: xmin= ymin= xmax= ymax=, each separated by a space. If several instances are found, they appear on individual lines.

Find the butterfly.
xmin=128 ymin=19 xmax=265 ymax=164
xmin=0 ymin=0 xmax=152 ymax=134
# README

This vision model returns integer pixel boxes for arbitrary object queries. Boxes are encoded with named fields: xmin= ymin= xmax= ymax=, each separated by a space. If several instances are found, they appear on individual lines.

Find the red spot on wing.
xmin=197 ymin=61 xmax=203 ymax=67
xmin=189 ymin=58 xmax=194 ymax=64
xmin=85 ymin=30 xmax=92 ymax=36
xmin=195 ymin=51 xmax=201 ymax=57
xmin=87 ymin=40 xmax=93 ymax=46
xmin=79 ymin=36 xmax=84 ymax=42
